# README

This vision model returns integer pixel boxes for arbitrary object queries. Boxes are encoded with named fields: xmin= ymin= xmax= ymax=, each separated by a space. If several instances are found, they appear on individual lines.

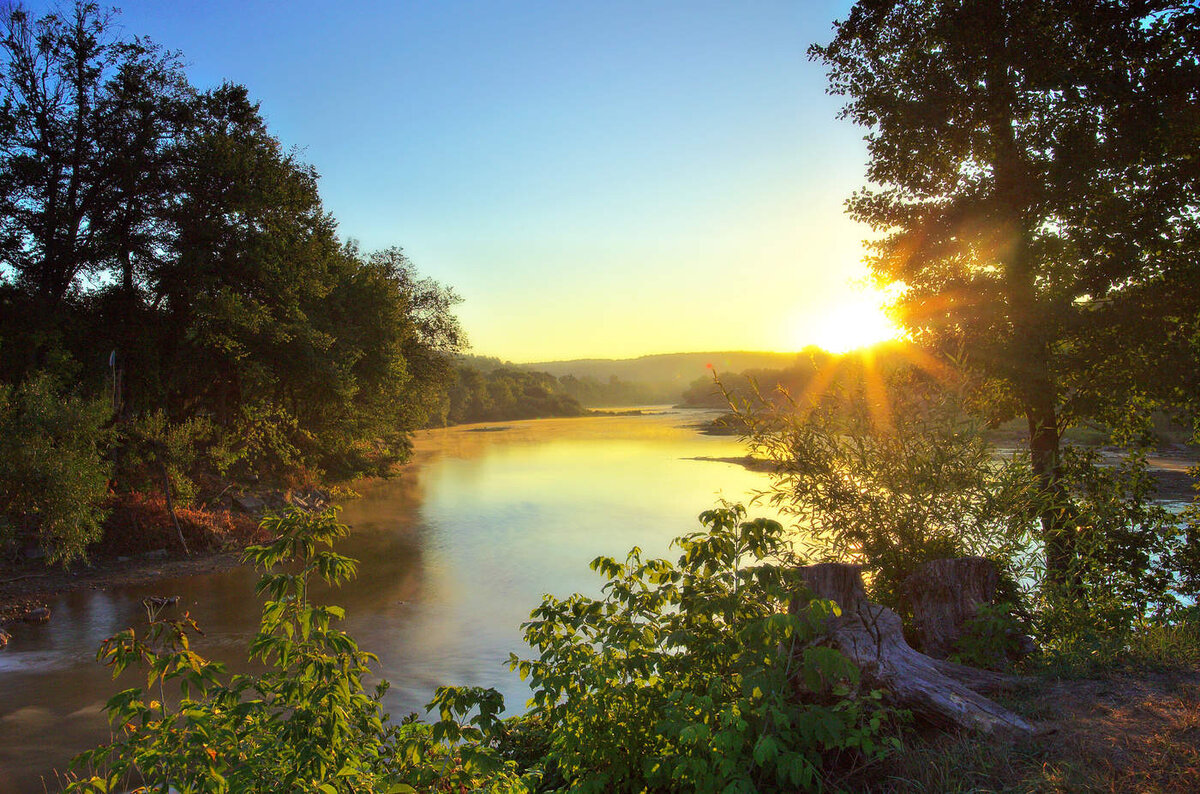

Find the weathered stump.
xmin=793 ymin=563 xmax=1031 ymax=737
xmin=903 ymin=557 xmax=998 ymax=659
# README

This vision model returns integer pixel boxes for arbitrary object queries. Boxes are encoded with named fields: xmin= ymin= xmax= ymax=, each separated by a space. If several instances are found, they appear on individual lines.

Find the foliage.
xmin=116 ymin=410 xmax=231 ymax=507
xmin=735 ymin=365 xmax=1198 ymax=672
xmin=948 ymin=603 xmax=1025 ymax=672
xmin=737 ymin=370 xmax=1040 ymax=614
xmin=68 ymin=504 xmax=904 ymax=793
xmin=555 ymin=373 xmax=676 ymax=408
xmin=680 ymin=349 xmax=834 ymax=409
xmin=101 ymin=490 xmax=263 ymax=557
xmin=510 ymin=504 xmax=899 ymax=792
xmin=1030 ymin=447 xmax=1197 ymax=672
xmin=0 ymin=2 xmax=467 ymax=547
xmin=0 ymin=371 xmax=112 ymax=565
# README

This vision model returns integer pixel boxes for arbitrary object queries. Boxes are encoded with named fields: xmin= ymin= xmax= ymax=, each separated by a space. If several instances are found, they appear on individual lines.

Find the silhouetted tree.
xmin=813 ymin=0 xmax=1200 ymax=583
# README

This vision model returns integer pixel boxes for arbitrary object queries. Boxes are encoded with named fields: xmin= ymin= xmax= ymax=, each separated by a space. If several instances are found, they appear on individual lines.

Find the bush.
xmin=732 ymin=367 xmax=1199 ymax=674
xmin=66 ymin=507 xmax=529 ymax=793
xmin=737 ymin=372 xmax=1040 ymax=618
xmin=510 ymin=504 xmax=899 ymax=792
xmin=1030 ymin=447 xmax=1197 ymax=673
xmin=0 ymin=371 xmax=112 ymax=565
xmin=116 ymin=410 xmax=234 ymax=508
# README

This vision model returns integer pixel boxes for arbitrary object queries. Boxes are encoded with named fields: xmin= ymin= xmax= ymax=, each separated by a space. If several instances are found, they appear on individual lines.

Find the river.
xmin=0 ymin=408 xmax=773 ymax=791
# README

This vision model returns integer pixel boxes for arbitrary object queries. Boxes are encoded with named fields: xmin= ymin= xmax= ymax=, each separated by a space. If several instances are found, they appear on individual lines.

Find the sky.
xmin=95 ymin=0 xmax=877 ymax=362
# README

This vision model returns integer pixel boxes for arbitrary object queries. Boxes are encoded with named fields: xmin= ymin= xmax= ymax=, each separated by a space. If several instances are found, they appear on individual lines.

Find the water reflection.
xmin=0 ymin=408 xmax=768 ymax=791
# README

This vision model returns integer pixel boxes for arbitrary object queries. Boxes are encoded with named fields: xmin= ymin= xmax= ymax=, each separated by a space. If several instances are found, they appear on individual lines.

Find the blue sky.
xmin=100 ymin=0 xmax=876 ymax=361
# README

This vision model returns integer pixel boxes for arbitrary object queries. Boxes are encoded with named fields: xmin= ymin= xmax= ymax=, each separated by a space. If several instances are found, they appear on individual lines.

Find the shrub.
xmin=116 ymin=410 xmax=234 ymax=508
xmin=68 ymin=505 xmax=898 ymax=793
xmin=1030 ymin=447 xmax=1197 ymax=673
xmin=0 ymin=371 xmax=112 ymax=565
xmin=732 ymin=367 xmax=1198 ymax=674
xmin=736 ymin=372 xmax=1040 ymax=618
xmin=66 ymin=507 xmax=528 ymax=793
xmin=510 ymin=504 xmax=900 ymax=792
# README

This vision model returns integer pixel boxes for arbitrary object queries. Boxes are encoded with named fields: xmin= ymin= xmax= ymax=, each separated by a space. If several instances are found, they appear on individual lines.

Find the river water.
xmin=0 ymin=408 xmax=773 ymax=791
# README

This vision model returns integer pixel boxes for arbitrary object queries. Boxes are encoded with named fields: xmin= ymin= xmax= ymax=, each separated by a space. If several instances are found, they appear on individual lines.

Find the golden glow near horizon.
xmin=788 ymin=285 xmax=904 ymax=355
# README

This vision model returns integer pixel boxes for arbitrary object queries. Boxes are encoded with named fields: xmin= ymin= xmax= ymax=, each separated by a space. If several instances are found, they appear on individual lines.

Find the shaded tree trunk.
xmin=981 ymin=5 xmax=1073 ymax=589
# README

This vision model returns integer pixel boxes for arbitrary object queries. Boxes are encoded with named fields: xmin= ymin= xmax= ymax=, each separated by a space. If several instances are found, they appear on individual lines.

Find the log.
xmin=902 ymin=557 xmax=997 ymax=658
xmin=794 ymin=563 xmax=1032 ymax=737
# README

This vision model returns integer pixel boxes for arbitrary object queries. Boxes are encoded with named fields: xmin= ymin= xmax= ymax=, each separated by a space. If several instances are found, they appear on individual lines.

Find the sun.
xmin=790 ymin=288 xmax=904 ymax=354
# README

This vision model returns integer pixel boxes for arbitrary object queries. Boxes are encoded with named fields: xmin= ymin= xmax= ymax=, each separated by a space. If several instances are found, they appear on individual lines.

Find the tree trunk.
xmin=794 ymin=563 xmax=1031 ymax=737
xmin=982 ymin=15 xmax=1074 ymax=590
xmin=902 ymin=557 xmax=998 ymax=659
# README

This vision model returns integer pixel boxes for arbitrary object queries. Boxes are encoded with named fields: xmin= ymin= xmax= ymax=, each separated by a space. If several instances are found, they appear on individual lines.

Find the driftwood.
xmin=903 ymin=557 xmax=997 ymax=658
xmin=793 ymin=563 xmax=1032 ymax=737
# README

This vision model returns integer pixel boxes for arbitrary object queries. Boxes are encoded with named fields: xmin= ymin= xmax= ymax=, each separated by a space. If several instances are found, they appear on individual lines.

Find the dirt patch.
xmin=1022 ymin=671 xmax=1200 ymax=792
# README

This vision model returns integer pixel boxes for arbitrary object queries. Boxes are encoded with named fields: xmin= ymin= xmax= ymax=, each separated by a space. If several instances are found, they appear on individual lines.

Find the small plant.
xmin=68 ymin=505 xmax=899 ymax=792
xmin=0 ymin=371 xmax=112 ymax=565
xmin=734 ymin=371 xmax=1041 ymax=619
xmin=67 ymin=508 xmax=392 ymax=792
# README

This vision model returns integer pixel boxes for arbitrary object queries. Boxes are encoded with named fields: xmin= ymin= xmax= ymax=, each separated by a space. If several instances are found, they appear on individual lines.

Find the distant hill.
xmin=519 ymin=351 xmax=803 ymax=393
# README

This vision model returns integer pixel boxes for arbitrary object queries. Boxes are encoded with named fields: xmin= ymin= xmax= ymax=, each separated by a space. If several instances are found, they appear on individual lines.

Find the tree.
xmin=0 ymin=3 xmax=188 ymax=328
xmin=812 ymin=1 xmax=1200 ymax=584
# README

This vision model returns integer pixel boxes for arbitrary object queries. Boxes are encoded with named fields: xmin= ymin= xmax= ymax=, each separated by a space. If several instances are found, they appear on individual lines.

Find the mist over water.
xmin=0 ymin=408 xmax=774 ymax=792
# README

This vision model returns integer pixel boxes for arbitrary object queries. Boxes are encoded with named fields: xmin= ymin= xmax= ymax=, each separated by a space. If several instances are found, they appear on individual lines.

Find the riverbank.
xmin=0 ymin=484 xmax=337 ymax=638
xmin=0 ymin=549 xmax=244 ymax=629
xmin=692 ymin=446 xmax=1199 ymax=502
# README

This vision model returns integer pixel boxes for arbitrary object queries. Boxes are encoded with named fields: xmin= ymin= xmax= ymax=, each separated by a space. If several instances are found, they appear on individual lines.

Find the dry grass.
xmin=101 ymin=490 xmax=266 ymax=556
xmin=833 ymin=670 xmax=1200 ymax=793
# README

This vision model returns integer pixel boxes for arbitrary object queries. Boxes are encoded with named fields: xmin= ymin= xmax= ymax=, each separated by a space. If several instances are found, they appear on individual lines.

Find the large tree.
xmin=812 ymin=1 xmax=1200 ymax=583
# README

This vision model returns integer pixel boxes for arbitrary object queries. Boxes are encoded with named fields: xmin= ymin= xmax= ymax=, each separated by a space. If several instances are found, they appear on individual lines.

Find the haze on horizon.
xmin=104 ymin=0 xmax=886 ymax=361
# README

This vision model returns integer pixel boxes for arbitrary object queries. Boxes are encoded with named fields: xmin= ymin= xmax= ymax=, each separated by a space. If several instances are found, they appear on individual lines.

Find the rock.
xmin=142 ymin=548 xmax=168 ymax=560
xmin=233 ymin=494 xmax=266 ymax=514
xmin=794 ymin=562 xmax=1032 ymax=738
xmin=23 ymin=607 xmax=50 ymax=624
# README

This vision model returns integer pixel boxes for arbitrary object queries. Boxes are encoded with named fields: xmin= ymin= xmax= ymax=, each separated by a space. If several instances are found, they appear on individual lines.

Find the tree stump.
xmin=903 ymin=557 xmax=998 ymax=659
xmin=793 ymin=562 xmax=1032 ymax=737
